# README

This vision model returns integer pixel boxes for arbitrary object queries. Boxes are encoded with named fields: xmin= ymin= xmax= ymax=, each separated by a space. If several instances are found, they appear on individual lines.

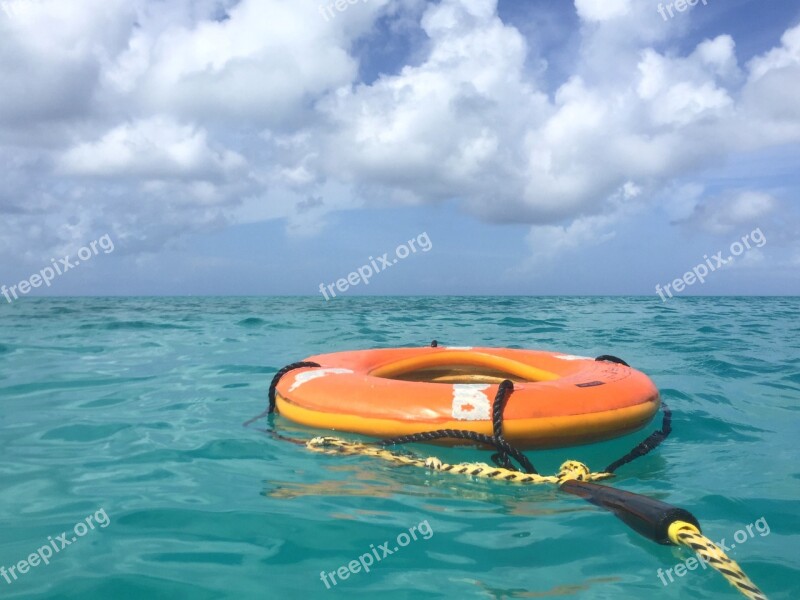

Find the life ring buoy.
xmin=275 ymin=347 xmax=660 ymax=448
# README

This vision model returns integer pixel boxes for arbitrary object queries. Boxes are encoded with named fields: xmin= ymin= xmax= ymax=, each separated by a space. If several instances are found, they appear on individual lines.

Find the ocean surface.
xmin=0 ymin=296 xmax=798 ymax=600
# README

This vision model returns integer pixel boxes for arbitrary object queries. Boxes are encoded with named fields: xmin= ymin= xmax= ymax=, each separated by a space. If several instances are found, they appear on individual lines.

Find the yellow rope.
xmin=306 ymin=436 xmax=613 ymax=484
xmin=306 ymin=436 xmax=768 ymax=600
xmin=668 ymin=521 xmax=768 ymax=600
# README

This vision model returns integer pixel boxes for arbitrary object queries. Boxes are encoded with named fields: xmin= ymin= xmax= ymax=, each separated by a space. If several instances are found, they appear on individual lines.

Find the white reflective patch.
xmin=288 ymin=368 xmax=353 ymax=392
xmin=451 ymin=384 xmax=491 ymax=420
xmin=445 ymin=346 xmax=473 ymax=350
xmin=553 ymin=354 xmax=591 ymax=361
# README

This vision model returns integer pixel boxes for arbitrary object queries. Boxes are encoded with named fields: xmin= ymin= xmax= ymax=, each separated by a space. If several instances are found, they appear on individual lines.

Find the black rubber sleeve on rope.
xmin=560 ymin=479 xmax=700 ymax=545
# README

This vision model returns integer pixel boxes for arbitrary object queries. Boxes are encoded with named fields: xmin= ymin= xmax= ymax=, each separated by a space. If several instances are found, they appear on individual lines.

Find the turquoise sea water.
xmin=0 ymin=296 xmax=798 ymax=599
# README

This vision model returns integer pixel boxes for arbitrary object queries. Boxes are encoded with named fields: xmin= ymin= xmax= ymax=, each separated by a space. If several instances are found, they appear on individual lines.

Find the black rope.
xmin=490 ymin=380 xmax=517 ymax=470
xmin=594 ymin=354 xmax=673 ymax=472
xmin=377 ymin=380 xmax=538 ymax=474
xmin=267 ymin=361 xmax=321 ymax=414
xmin=595 ymin=354 xmax=630 ymax=367
xmin=243 ymin=361 xmax=320 ymax=427
xmin=603 ymin=400 xmax=671 ymax=473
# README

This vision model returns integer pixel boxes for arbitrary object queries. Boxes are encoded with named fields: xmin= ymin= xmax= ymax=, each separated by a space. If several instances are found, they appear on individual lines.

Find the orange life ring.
xmin=275 ymin=346 xmax=660 ymax=448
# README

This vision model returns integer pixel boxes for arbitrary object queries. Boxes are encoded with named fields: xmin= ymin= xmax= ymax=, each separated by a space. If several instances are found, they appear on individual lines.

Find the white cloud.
xmin=59 ymin=117 xmax=245 ymax=180
xmin=574 ymin=0 xmax=631 ymax=23
xmin=525 ymin=214 xmax=618 ymax=263
xmin=1 ymin=0 xmax=799 ymax=266
xmin=519 ymin=179 xmax=643 ymax=269
xmin=636 ymin=40 xmax=736 ymax=127
xmin=227 ymin=179 xmax=365 ymax=238
xmin=747 ymin=24 xmax=800 ymax=81
xmin=315 ymin=0 xmax=545 ymax=218
xmin=740 ymin=24 xmax=800 ymax=145
xmin=103 ymin=0 xmax=389 ymax=127
xmin=685 ymin=190 xmax=777 ymax=234
xmin=311 ymin=2 xmax=799 ymax=234
xmin=662 ymin=182 xmax=705 ymax=221
xmin=0 ymin=0 xmax=136 ymax=124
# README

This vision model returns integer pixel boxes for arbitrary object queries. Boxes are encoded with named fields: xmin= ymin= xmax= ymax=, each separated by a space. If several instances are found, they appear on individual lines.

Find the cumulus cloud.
xmin=747 ymin=24 xmax=800 ymax=81
xmin=574 ymin=0 xmax=631 ymax=23
xmin=1 ymin=0 xmax=799 ymax=263
xmin=315 ymin=0 xmax=547 ymax=217
xmin=0 ymin=0 xmax=137 ymax=125
xmin=740 ymin=25 xmax=800 ymax=144
xmin=59 ymin=117 xmax=245 ymax=180
xmin=311 ymin=0 xmax=799 ymax=234
xmin=522 ymin=181 xmax=642 ymax=267
xmin=681 ymin=190 xmax=777 ymax=234
xmin=102 ymin=0 xmax=388 ymax=127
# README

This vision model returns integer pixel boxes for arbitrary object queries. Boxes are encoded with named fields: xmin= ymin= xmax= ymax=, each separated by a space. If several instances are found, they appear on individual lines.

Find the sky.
xmin=0 ymin=0 xmax=799 ymax=298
